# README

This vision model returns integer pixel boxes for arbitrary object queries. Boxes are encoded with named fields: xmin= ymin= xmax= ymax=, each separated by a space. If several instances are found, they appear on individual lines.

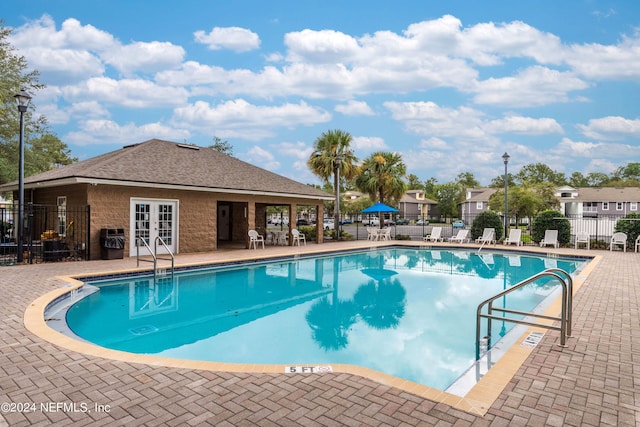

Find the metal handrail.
xmin=136 ymin=236 xmax=174 ymax=278
xmin=475 ymin=268 xmax=572 ymax=360
xmin=154 ymin=236 xmax=175 ymax=276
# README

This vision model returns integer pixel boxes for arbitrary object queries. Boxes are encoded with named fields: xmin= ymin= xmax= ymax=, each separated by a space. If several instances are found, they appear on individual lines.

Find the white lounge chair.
xmin=610 ymin=232 xmax=627 ymax=252
xmin=449 ymin=229 xmax=469 ymax=243
xmin=575 ymin=232 xmax=590 ymax=250
xmin=291 ymin=229 xmax=306 ymax=246
xmin=539 ymin=230 xmax=559 ymax=248
xmin=475 ymin=228 xmax=495 ymax=245
xmin=636 ymin=235 xmax=640 ymax=253
xmin=503 ymin=229 xmax=522 ymax=246
xmin=248 ymin=229 xmax=265 ymax=249
xmin=424 ymin=226 xmax=443 ymax=242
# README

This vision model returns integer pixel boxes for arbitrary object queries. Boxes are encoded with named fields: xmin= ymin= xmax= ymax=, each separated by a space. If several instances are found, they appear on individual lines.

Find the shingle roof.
xmin=4 ymin=139 xmax=332 ymax=199
xmin=560 ymin=187 xmax=640 ymax=202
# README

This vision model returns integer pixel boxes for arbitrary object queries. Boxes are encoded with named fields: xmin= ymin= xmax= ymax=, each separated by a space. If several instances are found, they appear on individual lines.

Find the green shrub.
xmin=614 ymin=213 xmax=640 ymax=243
xmin=298 ymin=225 xmax=316 ymax=241
xmin=471 ymin=211 xmax=504 ymax=241
xmin=395 ymin=234 xmax=411 ymax=240
xmin=531 ymin=210 xmax=571 ymax=246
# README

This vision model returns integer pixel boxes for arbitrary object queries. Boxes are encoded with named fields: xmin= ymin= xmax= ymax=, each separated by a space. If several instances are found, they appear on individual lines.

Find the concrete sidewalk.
xmin=1 ymin=242 xmax=638 ymax=426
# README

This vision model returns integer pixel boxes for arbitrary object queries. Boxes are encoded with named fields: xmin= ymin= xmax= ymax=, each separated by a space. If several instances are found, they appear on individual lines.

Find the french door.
xmin=130 ymin=198 xmax=178 ymax=256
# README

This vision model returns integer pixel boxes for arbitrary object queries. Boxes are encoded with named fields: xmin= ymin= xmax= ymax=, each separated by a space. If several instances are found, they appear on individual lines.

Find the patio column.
xmin=246 ymin=201 xmax=255 ymax=249
xmin=316 ymin=204 xmax=324 ymax=244
xmin=288 ymin=203 xmax=297 ymax=246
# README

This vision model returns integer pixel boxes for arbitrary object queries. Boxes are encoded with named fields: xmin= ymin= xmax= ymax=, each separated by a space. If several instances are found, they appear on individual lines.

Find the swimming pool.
xmin=64 ymin=247 xmax=586 ymax=393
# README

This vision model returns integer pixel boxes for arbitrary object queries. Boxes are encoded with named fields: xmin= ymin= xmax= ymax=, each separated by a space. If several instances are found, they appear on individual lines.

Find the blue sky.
xmin=5 ymin=0 xmax=640 ymax=186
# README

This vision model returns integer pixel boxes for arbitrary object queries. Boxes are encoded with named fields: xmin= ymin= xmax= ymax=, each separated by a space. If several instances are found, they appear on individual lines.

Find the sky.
xmin=4 ymin=0 xmax=640 ymax=187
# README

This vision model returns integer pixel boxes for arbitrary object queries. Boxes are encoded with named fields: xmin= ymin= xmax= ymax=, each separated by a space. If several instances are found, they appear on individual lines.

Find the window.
xmin=584 ymin=202 xmax=597 ymax=212
xmin=476 ymin=201 xmax=483 ymax=210
xmin=602 ymin=202 xmax=609 ymax=211
xmin=57 ymin=196 xmax=67 ymax=236
xmin=631 ymin=202 xmax=638 ymax=211
xmin=616 ymin=202 xmax=623 ymax=211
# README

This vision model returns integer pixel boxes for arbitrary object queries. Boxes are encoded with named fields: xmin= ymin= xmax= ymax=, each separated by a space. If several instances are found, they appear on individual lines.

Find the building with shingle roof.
xmin=0 ymin=139 xmax=333 ymax=259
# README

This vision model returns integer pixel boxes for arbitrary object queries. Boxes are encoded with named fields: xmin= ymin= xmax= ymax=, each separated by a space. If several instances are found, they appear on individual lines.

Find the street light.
xmin=502 ymin=152 xmax=510 ymax=240
xmin=14 ymin=89 xmax=32 ymax=263
xmin=335 ymin=154 xmax=343 ymax=241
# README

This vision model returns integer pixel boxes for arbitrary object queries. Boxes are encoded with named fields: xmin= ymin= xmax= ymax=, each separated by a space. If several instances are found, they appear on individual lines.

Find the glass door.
xmin=131 ymin=199 xmax=178 ymax=256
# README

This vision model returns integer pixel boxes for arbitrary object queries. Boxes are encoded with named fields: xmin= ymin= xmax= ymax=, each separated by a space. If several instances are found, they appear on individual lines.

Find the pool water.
xmin=66 ymin=248 xmax=586 ymax=391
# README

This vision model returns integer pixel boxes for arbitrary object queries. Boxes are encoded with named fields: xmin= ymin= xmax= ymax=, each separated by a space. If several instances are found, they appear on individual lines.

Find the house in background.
xmin=0 ymin=139 xmax=333 ymax=260
xmin=399 ymin=189 xmax=438 ymax=220
xmin=557 ymin=186 xmax=640 ymax=218
xmin=459 ymin=188 xmax=498 ymax=224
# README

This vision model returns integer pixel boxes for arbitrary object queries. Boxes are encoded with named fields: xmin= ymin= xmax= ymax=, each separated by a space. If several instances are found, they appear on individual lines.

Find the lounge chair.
xmin=291 ymin=229 xmax=306 ymax=246
xmin=424 ymin=226 xmax=443 ymax=242
xmin=610 ymin=232 xmax=627 ymax=252
xmin=539 ymin=230 xmax=559 ymax=248
xmin=575 ymin=232 xmax=590 ymax=250
xmin=636 ymin=235 xmax=640 ymax=253
xmin=248 ymin=229 xmax=265 ymax=249
xmin=475 ymin=228 xmax=495 ymax=245
xmin=449 ymin=229 xmax=469 ymax=243
xmin=503 ymin=228 xmax=522 ymax=246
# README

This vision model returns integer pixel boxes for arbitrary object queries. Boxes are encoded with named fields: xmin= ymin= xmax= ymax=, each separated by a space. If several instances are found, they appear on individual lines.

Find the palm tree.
xmin=307 ymin=130 xmax=358 ymax=226
xmin=355 ymin=151 xmax=407 ymax=205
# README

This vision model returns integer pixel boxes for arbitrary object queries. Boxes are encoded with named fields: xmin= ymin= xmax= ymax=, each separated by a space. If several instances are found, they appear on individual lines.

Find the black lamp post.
xmin=502 ymin=152 xmax=510 ymax=240
xmin=14 ymin=89 xmax=32 ymax=263
xmin=335 ymin=154 xmax=343 ymax=241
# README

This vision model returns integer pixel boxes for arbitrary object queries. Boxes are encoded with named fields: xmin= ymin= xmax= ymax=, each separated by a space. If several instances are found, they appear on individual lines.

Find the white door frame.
xmin=130 ymin=198 xmax=179 ymax=257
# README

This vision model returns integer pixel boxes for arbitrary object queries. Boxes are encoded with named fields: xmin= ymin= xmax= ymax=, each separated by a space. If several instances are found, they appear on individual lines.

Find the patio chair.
xmin=503 ymin=228 xmax=522 ymax=246
xmin=367 ymin=227 xmax=379 ymax=241
xmin=475 ymin=228 xmax=495 ymax=245
xmin=424 ymin=226 xmax=443 ymax=242
xmin=636 ymin=235 xmax=640 ymax=253
xmin=449 ymin=229 xmax=469 ymax=243
xmin=379 ymin=228 xmax=391 ymax=241
xmin=539 ymin=230 xmax=559 ymax=248
xmin=248 ymin=230 xmax=265 ymax=249
xmin=575 ymin=231 xmax=590 ymax=250
xmin=610 ymin=232 xmax=627 ymax=252
xmin=291 ymin=229 xmax=306 ymax=246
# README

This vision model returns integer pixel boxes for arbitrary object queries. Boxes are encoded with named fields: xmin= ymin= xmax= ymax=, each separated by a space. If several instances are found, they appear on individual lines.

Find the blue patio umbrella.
xmin=361 ymin=202 xmax=399 ymax=214
xmin=362 ymin=202 xmax=399 ymax=227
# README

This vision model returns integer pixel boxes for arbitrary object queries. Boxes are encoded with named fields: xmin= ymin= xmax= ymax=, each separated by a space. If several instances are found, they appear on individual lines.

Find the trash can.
xmin=100 ymin=228 xmax=125 ymax=260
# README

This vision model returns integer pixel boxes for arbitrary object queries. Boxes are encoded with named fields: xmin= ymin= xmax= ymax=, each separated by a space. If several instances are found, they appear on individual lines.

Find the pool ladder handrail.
xmin=136 ymin=236 xmax=175 ymax=278
xmin=475 ymin=268 xmax=573 ymax=360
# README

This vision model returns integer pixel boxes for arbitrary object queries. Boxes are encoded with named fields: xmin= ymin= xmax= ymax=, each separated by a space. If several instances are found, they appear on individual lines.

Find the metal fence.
xmin=1 ymin=203 xmax=91 ymax=265
xmin=332 ymin=212 xmax=636 ymax=246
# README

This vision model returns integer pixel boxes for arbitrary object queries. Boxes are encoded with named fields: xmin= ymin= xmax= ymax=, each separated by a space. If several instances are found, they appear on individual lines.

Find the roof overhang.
xmin=1 ymin=177 xmax=334 ymax=201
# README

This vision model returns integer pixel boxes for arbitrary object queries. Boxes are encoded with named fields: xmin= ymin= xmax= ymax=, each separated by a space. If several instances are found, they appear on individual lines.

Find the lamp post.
xmin=502 ymin=152 xmax=510 ymax=240
xmin=14 ymin=89 xmax=32 ymax=263
xmin=335 ymin=154 xmax=343 ymax=241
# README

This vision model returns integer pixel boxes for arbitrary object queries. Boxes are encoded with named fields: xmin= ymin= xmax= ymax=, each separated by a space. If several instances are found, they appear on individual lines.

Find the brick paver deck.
xmin=1 ymin=242 xmax=638 ymax=426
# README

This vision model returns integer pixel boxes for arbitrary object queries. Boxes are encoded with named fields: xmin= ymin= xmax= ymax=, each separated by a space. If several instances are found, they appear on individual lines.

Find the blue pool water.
xmin=66 ymin=248 xmax=586 ymax=391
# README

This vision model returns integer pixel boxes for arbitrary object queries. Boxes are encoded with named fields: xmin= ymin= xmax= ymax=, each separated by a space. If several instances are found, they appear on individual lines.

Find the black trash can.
xmin=100 ymin=228 xmax=125 ymax=260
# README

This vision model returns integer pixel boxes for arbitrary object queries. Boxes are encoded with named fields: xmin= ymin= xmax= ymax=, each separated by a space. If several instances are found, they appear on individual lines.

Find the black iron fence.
xmin=328 ymin=212 xmax=636 ymax=246
xmin=1 ymin=203 xmax=91 ymax=265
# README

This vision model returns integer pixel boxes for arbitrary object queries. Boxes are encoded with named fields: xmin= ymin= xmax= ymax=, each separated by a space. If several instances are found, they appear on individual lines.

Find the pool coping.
xmin=23 ymin=243 xmax=602 ymax=416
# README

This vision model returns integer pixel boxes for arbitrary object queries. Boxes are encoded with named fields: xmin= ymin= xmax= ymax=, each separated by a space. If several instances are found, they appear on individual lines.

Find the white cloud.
xmin=484 ymin=116 xmax=563 ymax=134
xmin=577 ymin=116 xmax=640 ymax=140
xmin=101 ymin=41 xmax=185 ymax=75
xmin=172 ymin=99 xmax=331 ymax=140
xmin=352 ymin=136 xmax=387 ymax=152
xmin=285 ymin=29 xmax=359 ymax=63
xmin=335 ymin=100 xmax=375 ymax=116
xmin=64 ymin=119 xmax=190 ymax=146
xmin=472 ymin=66 xmax=589 ymax=107
xmin=553 ymin=137 xmax=640 ymax=159
xmin=565 ymin=34 xmax=640 ymax=80
xmin=63 ymin=77 xmax=190 ymax=108
xmin=194 ymin=27 xmax=260 ymax=52
xmin=241 ymin=146 xmax=279 ymax=171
